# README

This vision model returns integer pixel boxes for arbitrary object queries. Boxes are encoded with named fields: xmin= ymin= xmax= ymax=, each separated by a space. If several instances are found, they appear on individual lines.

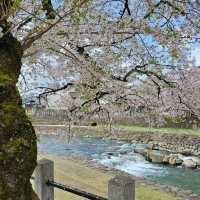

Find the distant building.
xmin=24 ymin=100 xmax=46 ymax=115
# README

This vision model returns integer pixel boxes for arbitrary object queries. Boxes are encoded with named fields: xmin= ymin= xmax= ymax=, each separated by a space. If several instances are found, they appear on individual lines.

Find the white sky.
xmin=191 ymin=47 xmax=200 ymax=66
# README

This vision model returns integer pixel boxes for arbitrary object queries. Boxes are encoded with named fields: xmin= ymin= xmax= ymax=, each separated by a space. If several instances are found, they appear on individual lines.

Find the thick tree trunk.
xmin=0 ymin=33 xmax=38 ymax=200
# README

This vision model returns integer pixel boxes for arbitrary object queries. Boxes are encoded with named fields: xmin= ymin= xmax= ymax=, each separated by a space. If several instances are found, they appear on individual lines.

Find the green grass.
xmin=136 ymin=184 xmax=177 ymax=200
xmin=38 ymin=154 xmax=178 ymax=200
xmin=82 ymin=124 xmax=200 ymax=136
xmin=117 ymin=125 xmax=200 ymax=136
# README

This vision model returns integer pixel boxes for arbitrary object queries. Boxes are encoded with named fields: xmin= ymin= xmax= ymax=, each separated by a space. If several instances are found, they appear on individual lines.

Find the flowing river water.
xmin=38 ymin=134 xmax=200 ymax=194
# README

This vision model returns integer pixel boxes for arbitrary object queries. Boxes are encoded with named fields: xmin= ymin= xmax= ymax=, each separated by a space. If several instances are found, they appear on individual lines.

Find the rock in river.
xmin=168 ymin=154 xmax=183 ymax=165
xmin=134 ymin=148 xmax=148 ymax=157
xmin=182 ymin=159 xmax=197 ymax=168
xmin=147 ymin=150 xmax=166 ymax=164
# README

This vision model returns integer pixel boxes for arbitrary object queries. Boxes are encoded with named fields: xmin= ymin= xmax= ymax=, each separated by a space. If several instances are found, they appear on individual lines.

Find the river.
xmin=38 ymin=134 xmax=200 ymax=194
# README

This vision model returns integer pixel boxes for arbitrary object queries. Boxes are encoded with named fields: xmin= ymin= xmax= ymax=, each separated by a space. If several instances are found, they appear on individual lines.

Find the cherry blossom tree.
xmin=1 ymin=1 xmax=200 ymax=199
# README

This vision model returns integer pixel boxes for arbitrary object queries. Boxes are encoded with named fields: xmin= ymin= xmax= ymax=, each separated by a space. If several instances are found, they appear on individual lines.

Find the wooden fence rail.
xmin=32 ymin=159 xmax=135 ymax=200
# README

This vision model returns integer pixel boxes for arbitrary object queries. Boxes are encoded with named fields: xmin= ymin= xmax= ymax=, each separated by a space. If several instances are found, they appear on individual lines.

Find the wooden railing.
xmin=32 ymin=159 xmax=135 ymax=200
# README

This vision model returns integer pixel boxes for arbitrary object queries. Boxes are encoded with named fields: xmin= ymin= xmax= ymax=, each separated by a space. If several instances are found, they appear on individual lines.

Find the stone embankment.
xmin=127 ymin=133 xmax=200 ymax=156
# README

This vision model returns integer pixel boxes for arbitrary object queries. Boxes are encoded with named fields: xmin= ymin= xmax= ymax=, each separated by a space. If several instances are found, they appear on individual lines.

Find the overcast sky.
xmin=191 ymin=47 xmax=200 ymax=66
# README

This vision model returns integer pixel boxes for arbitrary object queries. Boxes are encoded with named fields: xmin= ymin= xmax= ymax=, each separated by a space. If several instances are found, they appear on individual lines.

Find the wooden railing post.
xmin=108 ymin=175 xmax=135 ymax=200
xmin=33 ymin=159 xmax=54 ymax=200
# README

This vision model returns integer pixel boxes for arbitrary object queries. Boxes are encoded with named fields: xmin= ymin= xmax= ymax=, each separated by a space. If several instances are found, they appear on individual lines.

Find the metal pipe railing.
xmin=32 ymin=158 xmax=135 ymax=200
xmin=47 ymin=180 xmax=108 ymax=200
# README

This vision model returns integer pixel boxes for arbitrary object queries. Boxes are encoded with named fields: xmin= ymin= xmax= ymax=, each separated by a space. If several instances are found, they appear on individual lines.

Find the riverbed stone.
xmin=119 ymin=150 xmax=128 ymax=155
xmin=134 ymin=148 xmax=148 ymax=157
xmin=181 ymin=149 xmax=193 ymax=156
xmin=163 ymin=155 xmax=170 ymax=163
xmin=182 ymin=159 xmax=197 ymax=168
xmin=107 ymin=152 xmax=115 ymax=156
xmin=196 ymin=160 xmax=200 ymax=168
xmin=193 ymin=151 xmax=200 ymax=156
xmin=189 ymin=193 xmax=200 ymax=200
xmin=147 ymin=143 xmax=155 ymax=150
xmin=168 ymin=154 xmax=183 ymax=165
xmin=148 ymin=150 xmax=165 ymax=164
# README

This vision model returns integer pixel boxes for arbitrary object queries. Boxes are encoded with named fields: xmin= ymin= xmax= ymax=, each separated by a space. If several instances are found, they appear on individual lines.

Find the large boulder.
xmin=163 ymin=155 xmax=170 ymax=164
xmin=168 ymin=154 xmax=183 ymax=165
xmin=147 ymin=150 xmax=165 ymax=164
xmin=146 ymin=143 xmax=155 ymax=150
xmin=181 ymin=149 xmax=192 ymax=156
xmin=182 ymin=159 xmax=197 ymax=168
xmin=134 ymin=148 xmax=148 ymax=157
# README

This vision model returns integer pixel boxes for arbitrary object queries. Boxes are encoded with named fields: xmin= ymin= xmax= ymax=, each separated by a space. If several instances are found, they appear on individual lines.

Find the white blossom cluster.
xmin=2 ymin=0 xmax=200 ymax=121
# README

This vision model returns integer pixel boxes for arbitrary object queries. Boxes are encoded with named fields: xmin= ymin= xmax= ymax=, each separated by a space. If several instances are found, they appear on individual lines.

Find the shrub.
xmin=90 ymin=122 xmax=97 ymax=126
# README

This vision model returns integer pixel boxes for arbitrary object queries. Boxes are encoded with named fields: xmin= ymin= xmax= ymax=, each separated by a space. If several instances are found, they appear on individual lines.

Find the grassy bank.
xmin=37 ymin=154 xmax=178 ymax=200
xmin=73 ymin=125 xmax=200 ymax=137
xmin=117 ymin=125 xmax=200 ymax=136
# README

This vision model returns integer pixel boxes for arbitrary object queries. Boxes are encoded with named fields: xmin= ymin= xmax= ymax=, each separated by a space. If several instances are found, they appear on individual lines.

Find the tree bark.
xmin=0 ymin=33 xmax=38 ymax=200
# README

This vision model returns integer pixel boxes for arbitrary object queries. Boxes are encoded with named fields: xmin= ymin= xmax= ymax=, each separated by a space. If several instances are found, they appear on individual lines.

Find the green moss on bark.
xmin=0 ymin=33 xmax=39 ymax=200
xmin=0 ymin=72 xmax=13 ymax=83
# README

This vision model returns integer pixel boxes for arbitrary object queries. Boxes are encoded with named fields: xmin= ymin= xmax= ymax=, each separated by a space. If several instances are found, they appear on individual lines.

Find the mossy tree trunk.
xmin=0 ymin=33 xmax=38 ymax=200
